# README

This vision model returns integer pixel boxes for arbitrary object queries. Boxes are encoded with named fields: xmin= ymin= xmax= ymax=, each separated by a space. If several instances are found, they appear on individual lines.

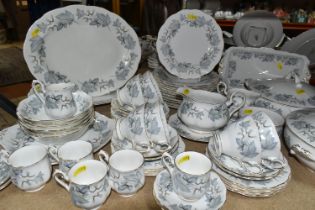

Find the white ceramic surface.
xmin=220 ymin=47 xmax=310 ymax=88
xmin=53 ymin=160 xmax=111 ymax=209
xmin=153 ymin=170 xmax=226 ymax=210
xmin=24 ymin=5 xmax=141 ymax=98
xmin=157 ymin=9 xmax=223 ymax=79
xmin=4 ymin=145 xmax=52 ymax=192
xmin=162 ymin=151 xmax=212 ymax=201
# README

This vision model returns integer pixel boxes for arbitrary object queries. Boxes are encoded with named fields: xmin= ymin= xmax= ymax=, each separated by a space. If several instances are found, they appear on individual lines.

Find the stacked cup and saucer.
xmin=111 ymin=98 xmax=185 ymax=176
xmin=169 ymin=86 xmax=246 ymax=143
xmin=206 ymin=111 xmax=291 ymax=197
xmin=111 ymin=71 xmax=169 ymax=120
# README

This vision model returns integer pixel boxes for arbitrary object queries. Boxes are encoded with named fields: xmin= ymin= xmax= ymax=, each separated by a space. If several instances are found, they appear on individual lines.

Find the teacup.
xmin=53 ymin=160 xmax=111 ymax=210
xmin=48 ymin=140 xmax=94 ymax=173
xmin=140 ymin=71 xmax=163 ymax=103
xmin=143 ymin=102 xmax=171 ymax=152
xmin=32 ymin=80 xmax=77 ymax=119
xmin=239 ymin=106 xmax=285 ymax=136
xmin=116 ymin=102 xmax=171 ymax=153
xmin=162 ymin=151 xmax=212 ymax=201
xmin=98 ymin=150 xmax=145 ymax=197
xmin=177 ymin=87 xmax=245 ymax=131
xmin=117 ymin=75 xmax=145 ymax=109
xmin=116 ymin=105 xmax=151 ymax=153
xmin=0 ymin=145 xmax=51 ymax=192
xmin=210 ymin=115 xmax=263 ymax=163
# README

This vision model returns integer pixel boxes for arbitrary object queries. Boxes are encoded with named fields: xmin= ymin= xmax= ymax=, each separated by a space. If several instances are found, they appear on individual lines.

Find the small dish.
xmin=153 ymin=170 xmax=226 ymax=210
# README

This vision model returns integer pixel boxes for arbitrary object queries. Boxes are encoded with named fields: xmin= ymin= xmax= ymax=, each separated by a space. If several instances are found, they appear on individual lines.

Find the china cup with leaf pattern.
xmin=162 ymin=151 xmax=212 ymax=201
xmin=176 ymin=87 xmax=245 ymax=131
xmin=140 ymin=71 xmax=163 ymax=103
xmin=48 ymin=140 xmax=94 ymax=174
xmin=53 ymin=160 xmax=111 ymax=210
xmin=98 ymin=149 xmax=145 ymax=197
xmin=32 ymin=80 xmax=77 ymax=119
xmin=0 ymin=145 xmax=52 ymax=192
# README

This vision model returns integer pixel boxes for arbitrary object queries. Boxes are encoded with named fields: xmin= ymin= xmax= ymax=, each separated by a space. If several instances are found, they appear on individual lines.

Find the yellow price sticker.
xmin=296 ymin=88 xmax=305 ymax=95
xmin=243 ymin=109 xmax=253 ymax=115
xmin=34 ymin=84 xmax=42 ymax=92
xmin=177 ymin=155 xmax=190 ymax=165
xmin=183 ymin=89 xmax=190 ymax=95
xmin=277 ymin=62 xmax=283 ymax=71
xmin=73 ymin=165 xmax=86 ymax=177
xmin=186 ymin=13 xmax=198 ymax=21
xmin=31 ymin=28 xmax=40 ymax=38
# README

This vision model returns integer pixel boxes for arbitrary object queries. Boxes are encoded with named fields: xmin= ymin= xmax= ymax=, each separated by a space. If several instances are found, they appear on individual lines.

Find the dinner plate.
xmin=233 ymin=10 xmax=283 ymax=48
xmin=157 ymin=9 xmax=223 ymax=79
xmin=220 ymin=47 xmax=310 ymax=88
xmin=23 ymin=5 xmax=141 ymax=99
xmin=281 ymin=28 xmax=315 ymax=66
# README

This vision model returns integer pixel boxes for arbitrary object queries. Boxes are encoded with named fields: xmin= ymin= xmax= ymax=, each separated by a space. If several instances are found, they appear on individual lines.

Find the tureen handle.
xmin=290 ymin=144 xmax=315 ymax=162
xmin=32 ymin=80 xmax=46 ymax=104
xmin=226 ymin=91 xmax=246 ymax=118
xmin=53 ymin=169 xmax=70 ymax=191
xmin=261 ymin=157 xmax=285 ymax=170
xmin=161 ymin=152 xmax=175 ymax=177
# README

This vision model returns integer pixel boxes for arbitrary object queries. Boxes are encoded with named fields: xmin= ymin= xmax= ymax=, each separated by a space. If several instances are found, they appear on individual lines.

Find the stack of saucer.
xmin=206 ymin=111 xmax=291 ymax=197
xmin=111 ymin=102 xmax=185 ymax=176
xmin=17 ymin=91 xmax=95 ymax=141
xmin=111 ymin=71 xmax=169 ymax=119
xmin=152 ymin=67 xmax=219 ymax=109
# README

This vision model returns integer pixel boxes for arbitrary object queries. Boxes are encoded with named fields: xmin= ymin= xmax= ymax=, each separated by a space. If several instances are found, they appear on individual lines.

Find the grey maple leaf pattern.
xmin=11 ymin=169 xmax=44 ymax=187
xmin=45 ymin=95 xmax=62 ymax=109
xmin=145 ymin=117 xmax=161 ymax=135
xmin=128 ymin=117 xmax=143 ymax=135
xmin=291 ymin=120 xmax=315 ymax=142
xmin=208 ymin=105 xmax=228 ymax=121
xmin=235 ymin=120 xmax=259 ymax=158
xmin=169 ymin=204 xmax=192 ymax=210
xmin=206 ymin=178 xmax=222 ymax=208
xmin=44 ymin=70 xmax=69 ymax=84
xmin=90 ymin=13 xmax=111 ymax=27
xmin=110 ymin=170 xmax=144 ymax=193
xmin=127 ymin=82 xmax=140 ymax=98
xmin=142 ymin=85 xmax=155 ymax=99
xmin=55 ymin=10 xmax=75 ymax=30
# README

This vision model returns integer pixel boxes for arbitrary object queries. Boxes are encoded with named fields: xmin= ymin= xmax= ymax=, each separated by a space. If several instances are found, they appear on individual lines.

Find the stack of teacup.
xmin=169 ymin=86 xmax=246 ymax=142
xmin=206 ymin=111 xmax=291 ymax=197
xmin=111 ymin=71 xmax=169 ymax=119
xmin=112 ymin=101 xmax=184 ymax=176
xmin=17 ymin=80 xmax=95 ymax=142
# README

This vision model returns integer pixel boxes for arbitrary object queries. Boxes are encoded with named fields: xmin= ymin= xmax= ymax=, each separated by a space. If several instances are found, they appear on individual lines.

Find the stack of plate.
xmin=152 ymin=9 xmax=224 ymax=109
xmin=111 ymin=126 xmax=185 ymax=176
xmin=152 ymin=67 xmax=219 ymax=109
xmin=17 ymin=91 xmax=94 ymax=142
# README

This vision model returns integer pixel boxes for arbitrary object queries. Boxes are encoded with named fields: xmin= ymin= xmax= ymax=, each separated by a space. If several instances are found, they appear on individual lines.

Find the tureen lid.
xmin=245 ymin=78 xmax=315 ymax=108
xmin=286 ymin=109 xmax=315 ymax=147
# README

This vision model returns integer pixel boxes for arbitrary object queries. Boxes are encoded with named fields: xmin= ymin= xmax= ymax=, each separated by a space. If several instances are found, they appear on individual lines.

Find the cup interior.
xmin=110 ymin=150 xmax=144 ymax=172
xmin=58 ymin=140 xmax=92 ymax=160
xmin=69 ymin=160 xmax=107 ymax=185
xmin=9 ymin=145 xmax=47 ymax=168
xmin=175 ymin=151 xmax=211 ymax=175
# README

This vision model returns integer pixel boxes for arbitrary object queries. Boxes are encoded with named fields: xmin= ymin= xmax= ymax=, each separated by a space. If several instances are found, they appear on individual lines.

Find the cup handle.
xmin=32 ymin=80 xmax=46 ymax=104
xmin=53 ymin=169 xmax=70 ymax=191
xmin=216 ymin=81 xmax=228 ymax=96
xmin=227 ymin=91 xmax=246 ymax=118
xmin=48 ymin=146 xmax=59 ymax=162
xmin=0 ymin=149 xmax=9 ymax=164
xmin=161 ymin=152 xmax=175 ymax=176
xmin=261 ymin=157 xmax=285 ymax=170
xmin=98 ymin=150 xmax=110 ymax=164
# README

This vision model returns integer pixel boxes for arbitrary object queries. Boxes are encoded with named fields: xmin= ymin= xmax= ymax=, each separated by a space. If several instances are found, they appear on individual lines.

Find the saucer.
xmin=0 ymin=112 xmax=114 ymax=165
xmin=111 ymin=137 xmax=185 ymax=176
xmin=153 ymin=170 xmax=226 ymax=210
xmin=206 ymin=151 xmax=291 ymax=197
xmin=207 ymin=142 xmax=282 ymax=180
xmin=168 ymin=114 xmax=213 ymax=142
